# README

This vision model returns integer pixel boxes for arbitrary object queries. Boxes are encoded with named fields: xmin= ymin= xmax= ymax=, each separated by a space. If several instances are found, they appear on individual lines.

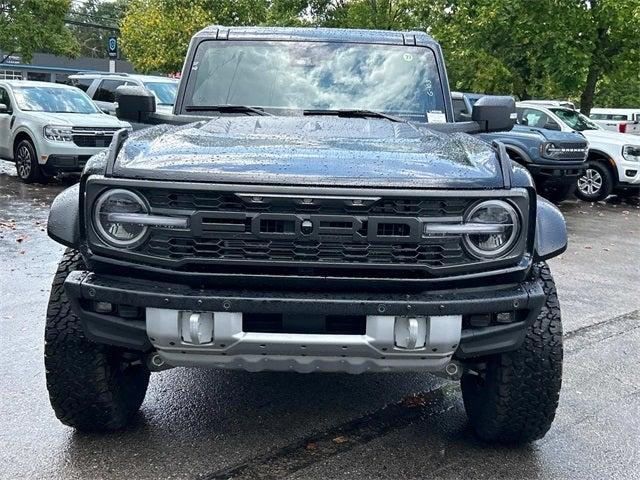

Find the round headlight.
xmin=93 ymin=189 xmax=148 ymax=247
xmin=463 ymin=200 xmax=519 ymax=258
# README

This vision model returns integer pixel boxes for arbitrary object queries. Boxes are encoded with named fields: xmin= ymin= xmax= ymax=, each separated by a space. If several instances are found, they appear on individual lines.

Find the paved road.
xmin=1 ymin=163 xmax=639 ymax=480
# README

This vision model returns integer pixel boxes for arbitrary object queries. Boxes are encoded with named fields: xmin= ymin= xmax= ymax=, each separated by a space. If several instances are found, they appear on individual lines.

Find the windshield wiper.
xmin=303 ymin=109 xmax=406 ymax=123
xmin=184 ymin=104 xmax=273 ymax=116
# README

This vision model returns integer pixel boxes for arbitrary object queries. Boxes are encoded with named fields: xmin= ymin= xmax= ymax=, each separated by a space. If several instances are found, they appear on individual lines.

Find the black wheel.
xmin=540 ymin=182 xmax=576 ymax=204
xmin=575 ymin=161 xmax=613 ymax=201
xmin=45 ymin=249 xmax=149 ymax=431
xmin=461 ymin=262 xmax=562 ymax=444
xmin=14 ymin=138 xmax=47 ymax=184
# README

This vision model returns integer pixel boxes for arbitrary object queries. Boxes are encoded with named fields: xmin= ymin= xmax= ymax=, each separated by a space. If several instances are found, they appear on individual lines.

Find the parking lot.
xmin=0 ymin=163 xmax=639 ymax=480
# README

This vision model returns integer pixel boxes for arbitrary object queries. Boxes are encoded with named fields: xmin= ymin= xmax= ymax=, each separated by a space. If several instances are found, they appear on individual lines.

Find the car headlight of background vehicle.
xmin=462 ymin=200 xmax=520 ymax=258
xmin=93 ymin=189 xmax=149 ymax=247
xmin=622 ymin=145 xmax=640 ymax=162
xmin=43 ymin=125 xmax=73 ymax=142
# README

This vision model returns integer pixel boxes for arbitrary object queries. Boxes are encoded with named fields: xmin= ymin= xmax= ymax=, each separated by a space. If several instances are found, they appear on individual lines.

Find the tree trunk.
xmin=579 ymin=61 xmax=600 ymax=117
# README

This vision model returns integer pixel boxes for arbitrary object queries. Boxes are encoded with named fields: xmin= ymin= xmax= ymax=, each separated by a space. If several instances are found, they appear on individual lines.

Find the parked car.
xmin=589 ymin=108 xmax=640 ymax=135
xmin=46 ymin=26 xmax=567 ymax=444
xmin=524 ymin=99 xmax=576 ymax=110
xmin=517 ymin=102 xmax=640 ymax=200
xmin=68 ymin=73 xmax=178 ymax=116
xmin=452 ymin=92 xmax=587 ymax=202
xmin=0 ymin=80 xmax=131 ymax=183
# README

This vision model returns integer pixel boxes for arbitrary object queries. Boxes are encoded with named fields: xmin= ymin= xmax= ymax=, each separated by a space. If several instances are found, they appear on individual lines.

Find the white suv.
xmin=517 ymin=102 xmax=640 ymax=200
xmin=0 ymin=80 xmax=131 ymax=183
xmin=68 ymin=73 xmax=178 ymax=116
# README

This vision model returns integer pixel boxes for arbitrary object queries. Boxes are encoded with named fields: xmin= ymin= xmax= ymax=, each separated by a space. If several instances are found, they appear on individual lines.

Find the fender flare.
xmin=47 ymin=184 xmax=81 ymax=248
xmin=534 ymin=196 xmax=567 ymax=261
xmin=10 ymin=125 xmax=38 ymax=158
xmin=503 ymin=144 xmax=531 ymax=163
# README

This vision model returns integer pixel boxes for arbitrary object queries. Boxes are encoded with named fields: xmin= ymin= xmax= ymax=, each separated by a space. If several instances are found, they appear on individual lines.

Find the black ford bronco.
xmin=45 ymin=26 xmax=566 ymax=443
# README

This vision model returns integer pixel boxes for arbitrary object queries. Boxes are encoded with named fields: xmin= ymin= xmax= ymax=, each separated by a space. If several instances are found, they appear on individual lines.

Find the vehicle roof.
xmin=0 ymin=80 xmax=79 ymax=89
xmin=590 ymin=108 xmax=640 ymax=114
xmin=194 ymin=25 xmax=438 ymax=47
xmin=517 ymin=102 xmax=565 ymax=110
xmin=68 ymin=73 xmax=177 ymax=83
xmin=522 ymin=100 xmax=575 ymax=108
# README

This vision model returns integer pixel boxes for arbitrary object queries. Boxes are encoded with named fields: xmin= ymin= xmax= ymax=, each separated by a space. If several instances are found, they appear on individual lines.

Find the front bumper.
xmin=65 ymin=271 xmax=546 ymax=373
xmin=38 ymin=142 xmax=110 ymax=173
xmin=618 ymin=159 xmax=640 ymax=186
xmin=43 ymin=154 xmax=93 ymax=173
xmin=527 ymin=162 xmax=585 ymax=185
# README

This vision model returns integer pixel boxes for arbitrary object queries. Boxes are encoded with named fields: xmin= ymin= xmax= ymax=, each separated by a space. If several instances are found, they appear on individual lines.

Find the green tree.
xmin=120 ymin=0 xmax=335 ymax=72
xmin=68 ymin=0 xmax=128 ymax=58
xmin=419 ymin=0 xmax=639 ymax=110
xmin=0 ymin=0 xmax=79 ymax=63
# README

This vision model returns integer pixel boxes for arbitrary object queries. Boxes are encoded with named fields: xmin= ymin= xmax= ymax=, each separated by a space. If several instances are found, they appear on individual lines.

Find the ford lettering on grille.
xmin=192 ymin=212 xmax=423 ymax=243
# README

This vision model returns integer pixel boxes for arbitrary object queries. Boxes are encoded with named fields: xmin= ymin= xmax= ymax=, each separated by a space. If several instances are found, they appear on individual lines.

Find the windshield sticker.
xmin=425 ymin=79 xmax=434 ymax=97
xmin=427 ymin=111 xmax=446 ymax=123
xmin=403 ymin=53 xmax=413 ymax=62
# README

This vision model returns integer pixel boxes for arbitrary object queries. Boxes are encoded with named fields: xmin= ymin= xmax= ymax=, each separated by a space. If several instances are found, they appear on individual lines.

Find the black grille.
xmin=140 ymin=189 xmax=469 ymax=217
xmin=73 ymin=135 xmax=113 ymax=148
xmin=554 ymin=142 xmax=588 ymax=161
xmin=72 ymin=128 xmax=119 ymax=148
xmin=122 ymin=189 xmax=488 ymax=275
xmin=142 ymin=234 xmax=468 ymax=267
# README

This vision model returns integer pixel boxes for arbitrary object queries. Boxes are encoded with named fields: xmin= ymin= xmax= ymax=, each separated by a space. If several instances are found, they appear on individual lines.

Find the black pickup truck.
xmin=45 ymin=26 xmax=566 ymax=444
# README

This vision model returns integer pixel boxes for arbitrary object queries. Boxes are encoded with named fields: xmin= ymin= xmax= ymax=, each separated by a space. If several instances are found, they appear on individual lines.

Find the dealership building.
xmin=0 ymin=52 xmax=135 ymax=84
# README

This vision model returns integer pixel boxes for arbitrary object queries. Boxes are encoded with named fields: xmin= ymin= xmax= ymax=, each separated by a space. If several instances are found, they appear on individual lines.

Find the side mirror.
xmin=543 ymin=122 xmax=561 ymax=131
xmin=472 ymin=95 xmax=516 ymax=132
xmin=115 ymin=85 xmax=155 ymax=123
xmin=0 ymin=103 xmax=10 ymax=114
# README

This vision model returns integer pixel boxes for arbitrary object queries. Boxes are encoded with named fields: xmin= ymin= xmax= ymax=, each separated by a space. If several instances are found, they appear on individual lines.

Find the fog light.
xmin=394 ymin=316 xmax=427 ymax=349
xmin=180 ymin=312 xmax=214 ymax=345
xmin=495 ymin=312 xmax=515 ymax=323
xmin=94 ymin=301 xmax=113 ymax=313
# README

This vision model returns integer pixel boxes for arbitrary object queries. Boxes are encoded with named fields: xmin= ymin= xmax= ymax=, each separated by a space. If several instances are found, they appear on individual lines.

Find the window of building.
xmin=0 ymin=70 xmax=23 ymax=80
xmin=27 ymin=71 xmax=50 ymax=82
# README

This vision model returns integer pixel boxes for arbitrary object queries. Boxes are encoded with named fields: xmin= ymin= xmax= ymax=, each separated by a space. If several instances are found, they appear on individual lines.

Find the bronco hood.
xmin=112 ymin=116 xmax=505 ymax=188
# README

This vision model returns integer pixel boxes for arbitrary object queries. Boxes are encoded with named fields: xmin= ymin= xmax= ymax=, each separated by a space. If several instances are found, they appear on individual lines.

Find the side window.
xmin=452 ymin=98 xmax=468 ymax=122
xmin=93 ymin=80 xmax=129 ymax=102
xmin=0 ymin=87 xmax=11 ymax=109
xmin=519 ymin=108 xmax=559 ymax=129
xmin=70 ymin=78 xmax=94 ymax=92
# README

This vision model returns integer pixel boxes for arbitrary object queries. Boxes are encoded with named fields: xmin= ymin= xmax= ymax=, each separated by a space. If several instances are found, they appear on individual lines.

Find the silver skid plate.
xmin=146 ymin=308 xmax=462 ymax=374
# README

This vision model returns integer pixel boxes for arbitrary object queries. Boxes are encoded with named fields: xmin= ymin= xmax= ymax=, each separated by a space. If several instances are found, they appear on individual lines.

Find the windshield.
xmin=550 ymin=108 xmax=599 ymax=131
xmin=14 ymin=86 xmax=99 ymax=113
xmin=184 ymin=41 xmax=446 ymax=121
xmin=143 ymin=81 xmax=178 ymax=106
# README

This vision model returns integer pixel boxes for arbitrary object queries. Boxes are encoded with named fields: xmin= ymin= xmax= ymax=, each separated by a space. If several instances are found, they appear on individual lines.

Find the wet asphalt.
xmin=0 ymin=162 xmax=638 ymax=480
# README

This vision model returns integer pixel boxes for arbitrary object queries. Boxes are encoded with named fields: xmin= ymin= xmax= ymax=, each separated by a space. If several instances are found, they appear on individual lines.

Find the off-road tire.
xmin=45 ymin=249 xmax=150 ymax=431
xmin=14 ymin=138 xmax=47 ymax=184
xmin=575 ymin=161 xmax=613 ymax=201
xmin=460 ymin=262 xmax=562 ymax=444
